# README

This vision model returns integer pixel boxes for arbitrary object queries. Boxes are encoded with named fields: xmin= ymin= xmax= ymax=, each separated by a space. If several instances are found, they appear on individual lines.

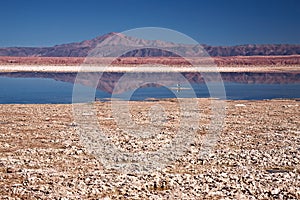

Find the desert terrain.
xmin=0 ymin=56 xmax=299 ymax=73
xmin=0 ymin=55 xmax=300 ymax=66
xmin=0 ymin=99 xmax=299 ymax=199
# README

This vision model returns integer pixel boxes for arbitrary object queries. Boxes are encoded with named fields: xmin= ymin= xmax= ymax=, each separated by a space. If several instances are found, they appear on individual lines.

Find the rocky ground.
xmin=0 ymin=99 xmax=299 ymax=199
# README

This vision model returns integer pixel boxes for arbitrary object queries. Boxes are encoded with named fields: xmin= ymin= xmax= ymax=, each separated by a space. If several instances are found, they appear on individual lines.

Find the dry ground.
xmin=0 ymin=99 xmax=299 ymax=199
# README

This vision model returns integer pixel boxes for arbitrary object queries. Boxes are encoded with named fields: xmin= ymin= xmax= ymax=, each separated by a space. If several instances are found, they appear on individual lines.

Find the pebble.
xmin=235 ymin=104 xmax=246 ymax=107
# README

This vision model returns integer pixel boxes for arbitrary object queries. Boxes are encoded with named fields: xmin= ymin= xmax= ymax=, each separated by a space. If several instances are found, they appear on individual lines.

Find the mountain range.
xmin=0 ymin=32 xmax=300 ymax=57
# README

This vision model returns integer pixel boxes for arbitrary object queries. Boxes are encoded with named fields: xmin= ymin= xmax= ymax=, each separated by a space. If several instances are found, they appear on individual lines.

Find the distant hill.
xmin=0 ymin=32 xmax=299 ymax=57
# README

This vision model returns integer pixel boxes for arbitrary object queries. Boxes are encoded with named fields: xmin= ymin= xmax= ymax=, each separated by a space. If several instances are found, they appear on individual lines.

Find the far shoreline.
xmin=0 ymin=64 xmax=299 ymax=73
xmin=0 ymin=55 xmax=299 ymax=73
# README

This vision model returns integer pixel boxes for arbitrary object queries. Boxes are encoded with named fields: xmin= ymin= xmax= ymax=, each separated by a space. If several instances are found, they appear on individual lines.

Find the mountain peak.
xmin=95 ymin=32 xmax=125 ymax=39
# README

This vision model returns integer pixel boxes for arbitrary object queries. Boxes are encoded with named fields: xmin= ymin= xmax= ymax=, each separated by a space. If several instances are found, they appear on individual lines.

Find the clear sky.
xmin=0 ymin=0 xmax=299 ymax=47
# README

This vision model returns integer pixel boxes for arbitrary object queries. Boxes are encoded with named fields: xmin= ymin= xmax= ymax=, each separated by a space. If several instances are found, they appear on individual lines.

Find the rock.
xmin=6 ymin=167 xmax=16 ymax=173
xmin=235 ymin=104 xmax=246 ymax=107
xmin=271 ymin=188 xmax=280 ymax=195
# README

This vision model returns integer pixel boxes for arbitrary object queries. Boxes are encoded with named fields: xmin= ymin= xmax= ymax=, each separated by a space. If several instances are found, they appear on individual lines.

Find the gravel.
xmin=0 ymin=99 xmax=299 ymax=199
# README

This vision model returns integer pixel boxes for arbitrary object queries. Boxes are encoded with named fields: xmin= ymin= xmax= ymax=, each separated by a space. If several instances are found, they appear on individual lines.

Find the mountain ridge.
xmin=0 ymin=32 xmax=300 ymax=57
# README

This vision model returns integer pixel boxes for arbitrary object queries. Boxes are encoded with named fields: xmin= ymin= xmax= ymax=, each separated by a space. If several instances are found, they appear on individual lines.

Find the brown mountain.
xmin=0 ymin=32 xmax=300 ymax=57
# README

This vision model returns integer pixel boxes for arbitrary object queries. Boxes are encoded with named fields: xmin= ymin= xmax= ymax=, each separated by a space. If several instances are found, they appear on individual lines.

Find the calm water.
xmin=0 ymin=75 xmax=299 ymax=104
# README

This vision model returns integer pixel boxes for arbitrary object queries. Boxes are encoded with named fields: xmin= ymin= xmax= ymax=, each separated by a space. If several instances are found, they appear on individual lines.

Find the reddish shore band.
xmin=0 ymin=56 xmax=299 ymax=73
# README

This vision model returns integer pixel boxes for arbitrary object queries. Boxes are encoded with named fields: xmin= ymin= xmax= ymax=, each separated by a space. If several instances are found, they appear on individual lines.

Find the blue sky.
xmin=0 ymin=0 xmax=299 ymax=47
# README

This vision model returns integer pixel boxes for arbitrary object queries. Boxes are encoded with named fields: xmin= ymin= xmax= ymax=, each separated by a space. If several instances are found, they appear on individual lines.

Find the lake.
xmin=0 ymin=72 xmax=299 ymax=104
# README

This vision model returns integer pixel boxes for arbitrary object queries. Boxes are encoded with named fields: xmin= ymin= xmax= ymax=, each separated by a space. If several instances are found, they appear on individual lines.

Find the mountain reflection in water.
xmin=0 ymin=72 xmax=299 ymax=94
xmin=0 ymin=71 xmax=299 ymax=103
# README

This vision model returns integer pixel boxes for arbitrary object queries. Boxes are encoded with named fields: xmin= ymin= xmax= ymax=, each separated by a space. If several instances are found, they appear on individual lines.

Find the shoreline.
xmin=0 ymin=98 xmax=299 ymax=105
xmin=0 ymin=55 xmax=299 ymax=73
xmin=0 ymin=64 xmax=300 ymax=73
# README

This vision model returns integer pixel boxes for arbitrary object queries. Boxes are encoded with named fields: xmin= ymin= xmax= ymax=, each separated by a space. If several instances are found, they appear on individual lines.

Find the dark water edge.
xmin=0 ymin=72 xmax=299 ymax=104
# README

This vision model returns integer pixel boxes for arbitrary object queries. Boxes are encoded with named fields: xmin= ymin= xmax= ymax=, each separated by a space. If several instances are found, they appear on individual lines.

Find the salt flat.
xmin=0 ymin=99 xmax=299 ymax=199
xmin=0 ymin=64 xmax=300 ymax=73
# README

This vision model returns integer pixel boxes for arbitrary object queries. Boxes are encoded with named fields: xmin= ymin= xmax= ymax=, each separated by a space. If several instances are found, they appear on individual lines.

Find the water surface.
xmin=0 ymin=72 xmax=299 ymax=104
